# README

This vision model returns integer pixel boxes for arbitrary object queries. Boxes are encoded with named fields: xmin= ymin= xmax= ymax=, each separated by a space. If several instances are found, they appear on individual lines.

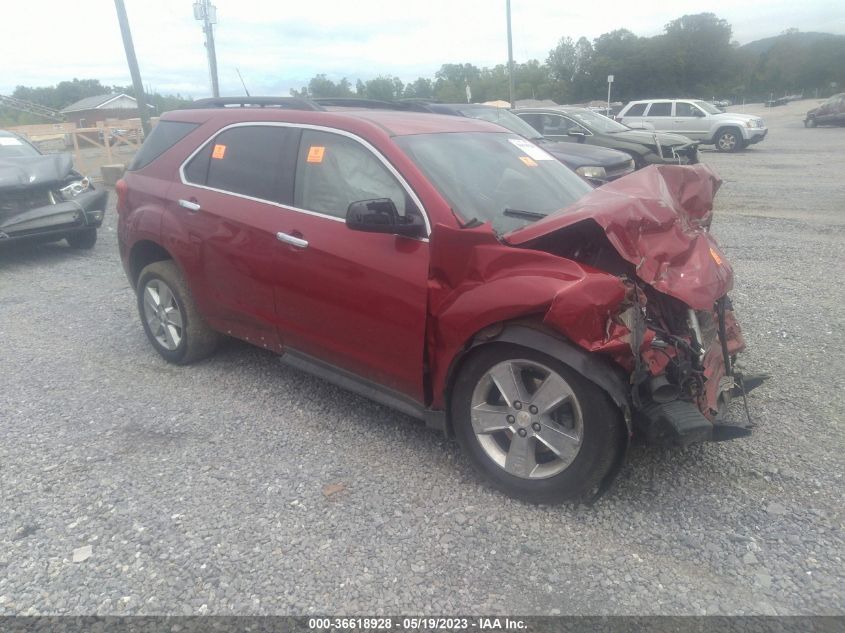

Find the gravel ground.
xmin=0 ymin=99 xmax=843 ymax=616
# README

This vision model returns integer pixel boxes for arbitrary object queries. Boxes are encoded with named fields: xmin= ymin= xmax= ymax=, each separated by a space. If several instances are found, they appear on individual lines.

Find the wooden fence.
xmin=9 ymin=117 xmax=159 ymax=177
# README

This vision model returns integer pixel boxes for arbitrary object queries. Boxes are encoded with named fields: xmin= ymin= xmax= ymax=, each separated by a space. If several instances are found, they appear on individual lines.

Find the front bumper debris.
xmin=0 ymin=189 xmax=107 ymax=243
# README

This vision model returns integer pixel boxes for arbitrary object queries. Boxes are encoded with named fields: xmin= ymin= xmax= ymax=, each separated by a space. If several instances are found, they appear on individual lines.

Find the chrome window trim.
xmin=178 ymin=120 xmax=432 ymax=237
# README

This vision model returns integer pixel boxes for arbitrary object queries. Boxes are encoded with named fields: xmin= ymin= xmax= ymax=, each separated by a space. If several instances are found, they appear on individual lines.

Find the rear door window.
xmin=645 ymin=102 xmax=672 ymax=116
xmin=293 ymin=129 xmax=415 ymax=219
xmin=184 ymin=125 xmax=298 ymax=204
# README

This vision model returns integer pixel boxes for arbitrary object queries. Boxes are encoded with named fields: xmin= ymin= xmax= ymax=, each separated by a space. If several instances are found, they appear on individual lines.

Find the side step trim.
xmin=280 ymin=348 xmax=434 ymax=425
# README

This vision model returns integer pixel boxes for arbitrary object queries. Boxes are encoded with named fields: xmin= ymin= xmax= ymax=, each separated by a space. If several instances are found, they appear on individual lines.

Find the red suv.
xmin=117 ymin=97 xmax=761 ymax=503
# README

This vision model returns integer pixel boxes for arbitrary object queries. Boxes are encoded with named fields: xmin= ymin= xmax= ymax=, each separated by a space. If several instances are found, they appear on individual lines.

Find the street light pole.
xmin=194 ymin=0 xmax=220 ymax=97
xmin=506 ymin=0 xmax=515 ymax=109
xmin=113 ymin=0 xmax=151 ymax=136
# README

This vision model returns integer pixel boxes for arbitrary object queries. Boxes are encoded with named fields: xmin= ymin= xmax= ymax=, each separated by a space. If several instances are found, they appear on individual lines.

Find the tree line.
xmin=291 ymin=14 xmax=845 ymax=104
xmin=1 ymin=79 xmax=193 ymax=126
xmin=3 ymin=12 xmax=843 ymax=127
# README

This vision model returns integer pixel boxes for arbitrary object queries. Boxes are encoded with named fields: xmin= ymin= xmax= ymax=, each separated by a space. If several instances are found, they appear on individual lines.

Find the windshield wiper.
xmin=503 ymin=208 xmax=546 ymax=220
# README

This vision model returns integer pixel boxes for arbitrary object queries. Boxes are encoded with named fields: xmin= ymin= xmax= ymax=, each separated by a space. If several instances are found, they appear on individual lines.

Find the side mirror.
xmin=568 ymin=129 xmax=586 ymax=142
xmin=346 ymin=198 xmax=425 ymax=238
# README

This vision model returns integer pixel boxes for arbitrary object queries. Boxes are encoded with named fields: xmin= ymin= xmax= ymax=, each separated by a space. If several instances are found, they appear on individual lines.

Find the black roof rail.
xmin=311 ymin=97 xmax=426 ymax=111
xmin=191 ymin=97 xmax=323 ymax=111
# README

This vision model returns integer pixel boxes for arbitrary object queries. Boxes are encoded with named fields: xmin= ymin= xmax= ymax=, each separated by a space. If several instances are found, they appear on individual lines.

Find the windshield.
xmin=695 ymin=101 xmax=722 ymax=115
xmin=396 ymin=132 xmax=592 ymax=233
xmin=457 ymin=107 xmax=544 ymax=140
xmin=0 ymin=135 xmax=41 ymax=158
xmin=564 ymin=109 xmax=629 ymax=134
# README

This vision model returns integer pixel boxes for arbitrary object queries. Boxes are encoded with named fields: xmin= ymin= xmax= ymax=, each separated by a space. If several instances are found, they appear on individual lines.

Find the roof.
xmin=60 ymin=93 xmax=137 ymax=113
xmin=168 ymin=106 xmax=506 ymax=137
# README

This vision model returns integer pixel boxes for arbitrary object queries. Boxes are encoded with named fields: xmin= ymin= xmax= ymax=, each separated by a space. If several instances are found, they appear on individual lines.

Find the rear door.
xmin=165 ymin=124 xmax=300 ymax=351
xmin=642 ymin=101 xmax=673 ymax=131
xmin=271 ymin=127 xmax=430 ymax=402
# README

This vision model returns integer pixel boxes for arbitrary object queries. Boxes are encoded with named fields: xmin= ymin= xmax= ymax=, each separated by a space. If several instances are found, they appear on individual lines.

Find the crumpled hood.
xmin=504 ymin=163 xmax=732 ymax=309
xmin=613 ymin=129 xmax=696 ymax=147
xmin=0 ymin=153 xmax=74 ymax=191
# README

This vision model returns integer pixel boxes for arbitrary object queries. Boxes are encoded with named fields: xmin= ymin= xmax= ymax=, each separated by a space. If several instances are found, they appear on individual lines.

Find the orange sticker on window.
xmin=519 ymin=155 xmax=538 ymax=167
xmin=709 ymin=247 xmax=723 ymax=265
xmin=212 ymin=144 xmax=226 ymax=159
xmin=307 ymin=146 xmax=325 ymax=163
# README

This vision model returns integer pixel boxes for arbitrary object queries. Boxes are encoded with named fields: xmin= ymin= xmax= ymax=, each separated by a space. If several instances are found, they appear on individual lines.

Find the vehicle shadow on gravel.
xmin=0 ymin=240 xmax=90 ymax=267
xmin=148 ymin=332 xmax=753 ymax=511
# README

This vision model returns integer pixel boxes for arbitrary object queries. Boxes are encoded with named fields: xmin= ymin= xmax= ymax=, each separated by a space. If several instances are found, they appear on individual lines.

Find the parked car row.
xmin=113 ymin=96 xmax=762 ymax=503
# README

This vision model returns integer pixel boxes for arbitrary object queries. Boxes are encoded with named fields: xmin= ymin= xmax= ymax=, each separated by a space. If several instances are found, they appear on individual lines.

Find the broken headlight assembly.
xmin=59 ymin=177 xmax=91 ymax=199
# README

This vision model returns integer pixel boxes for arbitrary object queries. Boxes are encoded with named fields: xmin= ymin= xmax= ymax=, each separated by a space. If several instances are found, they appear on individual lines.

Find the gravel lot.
xmin=1 ymin=99 xmax=843 ymax=616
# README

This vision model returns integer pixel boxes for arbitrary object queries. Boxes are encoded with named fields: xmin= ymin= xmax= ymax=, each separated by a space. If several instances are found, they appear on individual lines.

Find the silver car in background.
xmin=617 ymin=99 xmax=767 ymax=152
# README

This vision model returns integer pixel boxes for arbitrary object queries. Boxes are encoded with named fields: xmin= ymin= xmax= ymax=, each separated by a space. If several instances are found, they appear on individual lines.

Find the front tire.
xmin=451 ymin=344 xmax=625 ymax=504
xmin=136 ymin=260 xmax=219 ymax=364
xmin=714 ymin=127 xmax=743 ymax=152
xmin=66 ymin=228 xmax=97 ymax=249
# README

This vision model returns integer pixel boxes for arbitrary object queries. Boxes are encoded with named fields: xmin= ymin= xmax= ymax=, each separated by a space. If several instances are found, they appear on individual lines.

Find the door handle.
xmin=276 ymin=232 xmax=308 ymax=248
xmin=178 ymin=199 xmax=201 ymax=213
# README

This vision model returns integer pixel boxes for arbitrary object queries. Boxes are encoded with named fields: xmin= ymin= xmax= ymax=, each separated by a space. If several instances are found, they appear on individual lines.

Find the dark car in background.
xmin=315 ymin=99 xmax=635 ymax=186
xmin=805 ymin=93 xmax=845 ymax=127
xmin=513 ymin=106 xmax=699 ymax=169
xmin=0 ymin=130 xmax=107 ymax=248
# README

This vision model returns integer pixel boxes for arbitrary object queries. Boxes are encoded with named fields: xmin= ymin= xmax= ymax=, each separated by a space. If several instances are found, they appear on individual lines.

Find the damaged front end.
xmin=428 ymin=163 xmax=763 ymax=449
xmin=0 ymin=152 xmax=107 ymax=244
xmin=503 ymin=164 xmax=763 ymax=446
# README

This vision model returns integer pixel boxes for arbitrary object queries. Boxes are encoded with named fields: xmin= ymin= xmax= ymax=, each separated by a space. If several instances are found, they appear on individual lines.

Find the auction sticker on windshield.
xmin=508 ymin=138 xmax=554 ymax=160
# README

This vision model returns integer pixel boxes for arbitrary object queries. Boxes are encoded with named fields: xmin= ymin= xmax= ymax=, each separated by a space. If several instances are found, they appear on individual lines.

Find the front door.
xmin=672 ymin=102 xmax=709 ymax=140
xmin=272 ymin=128 xmax=430 ymax=402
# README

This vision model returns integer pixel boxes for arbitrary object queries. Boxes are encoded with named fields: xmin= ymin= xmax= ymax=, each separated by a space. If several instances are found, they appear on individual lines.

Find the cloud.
xmin=1 ymin=0 xmax=842 ymax=97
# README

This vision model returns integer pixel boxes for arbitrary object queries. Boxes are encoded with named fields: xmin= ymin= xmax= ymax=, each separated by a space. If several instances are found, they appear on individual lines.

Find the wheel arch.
xmin=712 ymin=124 xmax=743 ymax=145
xmin=442 ymin=320 xmax=633 ymax=437
xmin=128 ymin=239 xmax=174 ymax=289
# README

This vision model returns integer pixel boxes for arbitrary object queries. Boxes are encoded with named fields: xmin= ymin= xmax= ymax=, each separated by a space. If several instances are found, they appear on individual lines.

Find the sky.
xmin=1 ymin=0 xmax=843 ymax=99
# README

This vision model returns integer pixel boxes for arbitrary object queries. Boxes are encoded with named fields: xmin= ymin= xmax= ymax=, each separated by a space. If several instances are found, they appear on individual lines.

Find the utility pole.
xmin=194 ymin=0 xmax=220 ymax=97
xmin=506 ymin=0 xmax=515 ymax=109
xmin=113 ymin=0 xmax=151 ymax=136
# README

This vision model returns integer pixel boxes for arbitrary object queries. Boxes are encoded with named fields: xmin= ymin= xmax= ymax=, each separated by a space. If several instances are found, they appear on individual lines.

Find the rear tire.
xmin=66 ymin=228 xmax=97 ymax=249
xmin=450 ymin=343 xmax=625 ymax=504
xmin=136 ymin=260 xmax=219 ymax=364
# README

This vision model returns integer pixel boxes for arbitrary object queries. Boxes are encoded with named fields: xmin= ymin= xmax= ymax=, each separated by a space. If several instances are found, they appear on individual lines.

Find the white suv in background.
xmin=617 ymin=99 xmax=768 ymax=152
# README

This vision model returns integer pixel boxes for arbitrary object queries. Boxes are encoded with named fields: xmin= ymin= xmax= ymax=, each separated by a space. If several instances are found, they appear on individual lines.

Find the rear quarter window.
xmin=127 ymin=120 xmax=199 ymax=171
xmin=624 ymin=103 xmax=647 ymax=117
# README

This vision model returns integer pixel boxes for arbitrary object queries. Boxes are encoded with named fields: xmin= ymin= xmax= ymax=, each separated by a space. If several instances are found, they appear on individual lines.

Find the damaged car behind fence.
xmin=117 ymin=98 xmax=763 ymax=503
xmin=0 ymin=130 xmax=107 ymax=248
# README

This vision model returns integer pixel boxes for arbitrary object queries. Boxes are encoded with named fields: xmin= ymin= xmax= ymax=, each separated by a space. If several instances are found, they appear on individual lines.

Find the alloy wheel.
xmin=142 ymin=279 xmax=184 ymax=351
xmin=469 ymin=359 xmax=583 ymax=479
xmin=717 ymin=132 xmax=738 ymax=151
